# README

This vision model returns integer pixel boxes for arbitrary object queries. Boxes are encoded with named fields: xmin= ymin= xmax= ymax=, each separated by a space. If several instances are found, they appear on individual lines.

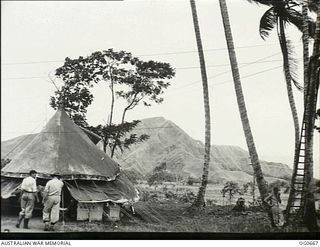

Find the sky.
xmin=1 ymin=0 xmax=319 ymax=178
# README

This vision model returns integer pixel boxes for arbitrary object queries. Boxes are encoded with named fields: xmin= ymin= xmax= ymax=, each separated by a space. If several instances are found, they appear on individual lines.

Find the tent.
xmin=1 ymin=109 xmax=139 ymax=220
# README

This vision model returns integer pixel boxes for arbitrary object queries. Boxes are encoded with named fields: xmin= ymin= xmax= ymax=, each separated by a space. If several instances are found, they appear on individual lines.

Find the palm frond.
xmin=307 ymin=0 xmax=319 ymax=12
xmin=286 ymin=39 xmax=304 ymax=91
xmin=285 ymin=8 xmax=304 ymax=30
xmin=246 ymin=0 xmax=276 ymax=6
xmin=259 ymin=7 xmax=277 ymax=39
xmin=284 ymin=7 xmax=316 ymax=37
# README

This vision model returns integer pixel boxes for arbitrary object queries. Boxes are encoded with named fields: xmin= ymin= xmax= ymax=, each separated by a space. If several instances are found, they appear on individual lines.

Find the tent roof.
xmin=1 ymin=109 xmax=120 ymax=181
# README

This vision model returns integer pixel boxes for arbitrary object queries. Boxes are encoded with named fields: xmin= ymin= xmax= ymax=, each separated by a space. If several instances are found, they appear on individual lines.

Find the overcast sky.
xmin=1 ymin=0 xmax=319 ymax=177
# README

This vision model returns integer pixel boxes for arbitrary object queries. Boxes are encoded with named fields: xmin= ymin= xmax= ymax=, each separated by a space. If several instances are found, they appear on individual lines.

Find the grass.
xmin=62 ymin=200 xmax=277 ymax=233
xmin=2 ymin=184 xmax=318 ymax=233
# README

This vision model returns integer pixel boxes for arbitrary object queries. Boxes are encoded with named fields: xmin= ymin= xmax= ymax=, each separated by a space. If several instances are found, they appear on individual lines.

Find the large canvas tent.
xmin=1 ymin=109 xmax=139 ymax=208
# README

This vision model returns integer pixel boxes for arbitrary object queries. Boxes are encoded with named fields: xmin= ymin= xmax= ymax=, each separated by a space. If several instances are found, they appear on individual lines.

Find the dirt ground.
xmin=2 ymin=192 xmax=319 ymax=233
xmin=0 ymin=200 xmax=287 ymax=233
xmin=1 ymin=215 xmax=66 ymax=233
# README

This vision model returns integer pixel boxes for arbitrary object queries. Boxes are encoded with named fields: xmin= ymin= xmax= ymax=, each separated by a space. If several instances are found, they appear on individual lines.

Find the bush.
xmin=146 ymin=170 xmax=176 ymax=186
xmin=206 ymin=199 xmax=217 ymax=206
xmin=139 ymin=190 xmax=160 ymax=201
xmin=165 ymin=191 xmax=178 ymax=200
xmin=221 ymin=181 xmax=241 ymax=203
xmin=179 ymin=190 xmax=196 ymax=203
xmin=186 ymin=176 xmax=201 ymax=186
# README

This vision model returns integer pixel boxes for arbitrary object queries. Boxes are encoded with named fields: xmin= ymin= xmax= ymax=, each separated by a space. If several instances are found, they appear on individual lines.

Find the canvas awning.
xmin=1 ymin=175 xmax=139 ymax=203
xmin=64 ymin=175 xmax=139 ymax=203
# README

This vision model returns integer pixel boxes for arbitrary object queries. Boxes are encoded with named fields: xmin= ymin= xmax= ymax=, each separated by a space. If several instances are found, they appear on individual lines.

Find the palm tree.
xmin=249 ymin=0 xmax=318 ymax=229
xmin=218 ymin=0 xmax=269 ymax=207
xmin=189 ymin=0 xmax=212 ymax=208
xmin=302 ymin=4 xmax=319 ymax=230
xmin=249 ymin=0 xmax=306 ymax=177
xmin=302 ymin=2 xmax=309 ymax=105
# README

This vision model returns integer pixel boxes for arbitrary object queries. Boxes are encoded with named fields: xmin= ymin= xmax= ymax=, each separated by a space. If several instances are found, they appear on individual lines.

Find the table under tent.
xmin=1 ymin=109 xmax=139 ymax=222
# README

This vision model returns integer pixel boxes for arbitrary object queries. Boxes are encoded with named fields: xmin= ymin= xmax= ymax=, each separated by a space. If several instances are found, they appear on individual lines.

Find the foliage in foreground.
xmin=60 ymin=200 xmax=306 ymax=233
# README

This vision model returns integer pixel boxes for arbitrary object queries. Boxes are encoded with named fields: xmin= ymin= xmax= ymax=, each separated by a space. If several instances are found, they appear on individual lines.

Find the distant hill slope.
xmin=112 ymin=117 xmax=292 ymax=184
xmin=1 ymin=117 xmax=292 ymax=184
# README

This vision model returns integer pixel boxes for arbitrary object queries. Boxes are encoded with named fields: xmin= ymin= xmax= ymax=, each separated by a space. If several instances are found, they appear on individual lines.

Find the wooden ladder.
xmin=285 ymin=118 xmax=307 ymax=224
xmin=285 ymin=55 xmax=320 ymax=225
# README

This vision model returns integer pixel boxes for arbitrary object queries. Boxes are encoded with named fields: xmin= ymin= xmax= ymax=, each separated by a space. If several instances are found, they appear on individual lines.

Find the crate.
xmin=104 ymin=203 xmax=120 ymax=222
xmin=77 ymin=202 xmax=103 ymax=221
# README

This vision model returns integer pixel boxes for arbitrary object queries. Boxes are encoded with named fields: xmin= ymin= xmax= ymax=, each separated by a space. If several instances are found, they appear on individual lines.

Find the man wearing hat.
xmin=42 ymin=173 xmax=64 ymax=231
xmin=16 ymin=170 xmax=39 ymax=229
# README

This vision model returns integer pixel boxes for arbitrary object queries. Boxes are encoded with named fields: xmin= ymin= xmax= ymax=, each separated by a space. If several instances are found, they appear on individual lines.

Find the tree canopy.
xmin=50 ymin=49 xmax=175 ymax=156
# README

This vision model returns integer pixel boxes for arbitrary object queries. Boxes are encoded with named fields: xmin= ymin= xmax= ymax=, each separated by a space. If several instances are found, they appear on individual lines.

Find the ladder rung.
xmin=290 ymin=206 xmax=302 ymax=208
xmin=294 ymin=183 xmax=305 ymax=185
xmin=296 ymin=174 xmax=305 ymax=176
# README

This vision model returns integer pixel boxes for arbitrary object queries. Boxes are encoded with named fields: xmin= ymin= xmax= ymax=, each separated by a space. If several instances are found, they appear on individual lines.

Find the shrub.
xmin=146 ymin=170 xmax=176 ymax=186
xmin=186 ymin=176 xmax=201 ymax=186
xmin=221 ymin=181 xmax=241 ymax=203
xmin=165 ymin=191 xmax=178 ymax=200
xmin=179 ymin=190 xmax=196 ymax=203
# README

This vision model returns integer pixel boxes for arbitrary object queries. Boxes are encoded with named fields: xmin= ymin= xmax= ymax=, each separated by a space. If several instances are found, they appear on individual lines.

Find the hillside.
xmin=1 ymin=117 xmax=292 ymax=184
xmin=113 ymin=117 xmax=292 ymax=184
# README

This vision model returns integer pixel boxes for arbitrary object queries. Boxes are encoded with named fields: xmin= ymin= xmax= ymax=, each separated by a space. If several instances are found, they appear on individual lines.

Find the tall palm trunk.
xmin=277 ymin=19 xmax=301 ymax=161
xmin=303 ymin=8 xmax=320 ymax=230
xmin=219 ymin=0 xmax=269 ymax=200
xmin=302 ymin=3 xmax=309 ymax=105
xmin=190 ymin=0 xmax=212 ymax=208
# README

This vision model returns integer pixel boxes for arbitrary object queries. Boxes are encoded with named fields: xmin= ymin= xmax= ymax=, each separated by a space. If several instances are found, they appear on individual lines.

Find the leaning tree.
xmin=189 ymin=0 xmax=212 ymax=209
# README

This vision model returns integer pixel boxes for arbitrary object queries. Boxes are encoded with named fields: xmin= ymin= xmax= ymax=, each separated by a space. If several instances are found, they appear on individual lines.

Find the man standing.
xmin=264 ymin=186 xmax=284 ymax=227
xmin=16 ymin=170 xmax=39 ymax=229
xmin=42 ymin=174 xmax=64 ymax=231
